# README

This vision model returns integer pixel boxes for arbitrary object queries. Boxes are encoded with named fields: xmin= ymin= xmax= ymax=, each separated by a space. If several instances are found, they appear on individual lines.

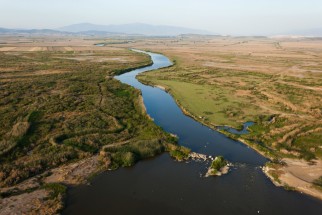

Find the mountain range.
xmin=0 ymin=23 xmax=213 ymax=36
xmin=285 ymin=28 xmax=322 ymax=37
xmin=57 ymin=23 xmax=213 ymax=36
xmin=0 ymin=23 xmax=322 ymax=37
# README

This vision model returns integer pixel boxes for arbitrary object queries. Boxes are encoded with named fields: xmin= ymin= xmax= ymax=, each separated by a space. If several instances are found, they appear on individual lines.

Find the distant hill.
xmin=283 ymin=28 xmax=322 ymax=37
xmin=0 ymin=27 xmax=128 ymax=36
xmin=0 ymin=23 xmax=214 ymax=36
xmin=58 ymin=23 xmax=213 ymax=36
xmin=0 ymin=27 xmax=62 ymax=35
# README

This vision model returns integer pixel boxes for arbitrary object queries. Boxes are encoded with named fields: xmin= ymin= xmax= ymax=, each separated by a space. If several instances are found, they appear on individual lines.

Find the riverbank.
xmin=0 ymin=45 xmax=177 ymax=214
xmin=137 ymin=73 xmax=322 ymax=201
xmin=138 ymin=78 xmax=273 ymax=154
xmin=0 ymin=155 xmax=103 ymax=214
xmin=263 ymin=158 xmax=322 ymax=200
xmin=63 ymin=48 xmax=322 ymax=215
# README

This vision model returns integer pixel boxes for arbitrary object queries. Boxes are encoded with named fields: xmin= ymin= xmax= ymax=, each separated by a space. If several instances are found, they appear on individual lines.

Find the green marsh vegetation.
xmin=165 ymin=143 xmax=191 ymax=161
xmin=0 ymin=49 xmax=175 ymax=187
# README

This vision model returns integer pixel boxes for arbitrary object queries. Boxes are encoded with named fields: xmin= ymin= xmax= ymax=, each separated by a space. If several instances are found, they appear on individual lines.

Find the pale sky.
xmin=0 ymin=0 xmax=321 ymax=35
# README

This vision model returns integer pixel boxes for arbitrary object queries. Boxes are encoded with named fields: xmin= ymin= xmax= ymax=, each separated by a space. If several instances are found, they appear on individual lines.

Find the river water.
xmin=63 ymin=50 xmax=322 ymax=215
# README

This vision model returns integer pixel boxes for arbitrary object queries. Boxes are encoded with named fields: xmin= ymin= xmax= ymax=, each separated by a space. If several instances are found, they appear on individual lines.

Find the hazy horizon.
xmin=0 ymin=0 xmax=322 ymax=35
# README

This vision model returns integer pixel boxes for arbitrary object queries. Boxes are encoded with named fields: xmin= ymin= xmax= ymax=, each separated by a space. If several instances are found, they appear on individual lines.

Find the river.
xmin=63 ymin=50 xmax=322 ymax=215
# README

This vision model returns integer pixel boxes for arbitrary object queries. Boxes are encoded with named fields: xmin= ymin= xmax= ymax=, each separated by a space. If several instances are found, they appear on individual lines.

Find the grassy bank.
xmin=134 ymin=36 xmax=322 ymax=199
xmin=137 ymin=47 xmax=322 ymax=161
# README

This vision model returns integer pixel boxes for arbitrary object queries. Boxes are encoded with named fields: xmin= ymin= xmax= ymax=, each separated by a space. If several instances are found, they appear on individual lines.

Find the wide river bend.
xmin=63 ymin=50 xmax=322 ymax=215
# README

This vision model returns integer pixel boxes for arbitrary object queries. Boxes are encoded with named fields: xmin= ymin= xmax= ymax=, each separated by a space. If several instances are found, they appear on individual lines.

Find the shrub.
xmin=313 ymin=176 xmax=322 ymax=187
xmin=211 ymin=156 xmax=227 ymax=172
xmin=43 ymin=183 xmax=67 ymax=199
xmin=167 ymin=144 xmax=191 ymax=161
xmin=111 ymin=151 xmax=137 ymax=168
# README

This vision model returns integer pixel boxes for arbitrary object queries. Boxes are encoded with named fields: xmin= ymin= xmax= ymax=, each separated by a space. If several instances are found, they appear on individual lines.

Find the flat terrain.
xmin=0 ymin=35 xmax=321 ymax=207
xmin=111 ymin=36 xmax=322 ymax=197
xmin=132 ymin=36 xmax=322 ymax=160
xmin=0 ymin=36 xmax=175 ymax=214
